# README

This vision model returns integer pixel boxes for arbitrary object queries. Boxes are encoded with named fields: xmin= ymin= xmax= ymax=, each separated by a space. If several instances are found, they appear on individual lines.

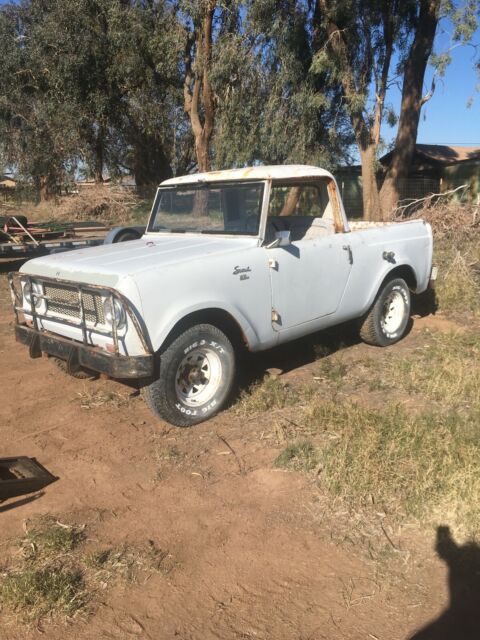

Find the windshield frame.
xmin=146 ymin=180 xmax=268 ymax=238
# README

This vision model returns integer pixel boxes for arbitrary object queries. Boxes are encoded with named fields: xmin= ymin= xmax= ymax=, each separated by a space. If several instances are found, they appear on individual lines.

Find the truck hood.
xmin=20 ymin=234 xmax=260 ymax=288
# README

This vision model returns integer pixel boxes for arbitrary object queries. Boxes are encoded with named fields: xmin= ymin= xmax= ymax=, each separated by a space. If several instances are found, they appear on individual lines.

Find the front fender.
xmin=149 ymin=300 xmax=262 ymax=353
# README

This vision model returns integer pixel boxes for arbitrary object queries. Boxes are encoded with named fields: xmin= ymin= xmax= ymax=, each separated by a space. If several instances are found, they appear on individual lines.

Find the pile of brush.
xmin=53 ymin=184 xmax=140 ymax=224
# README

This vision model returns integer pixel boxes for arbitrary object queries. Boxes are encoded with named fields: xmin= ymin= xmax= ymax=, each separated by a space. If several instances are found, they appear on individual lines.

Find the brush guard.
xmin=8 ymin=273 xmax=154 ymax=379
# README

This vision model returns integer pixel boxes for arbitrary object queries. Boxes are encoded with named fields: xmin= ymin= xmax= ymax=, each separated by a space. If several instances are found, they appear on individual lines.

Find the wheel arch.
xmin=359 ymin=263 xmax=417 ymax=319
xmin=380 ymin=264 xmax=418 ymax=292
xmin=157 ymin=307 xmax=251 ymax=355
xmin=104 ymin=226 xmax=145 ymax=244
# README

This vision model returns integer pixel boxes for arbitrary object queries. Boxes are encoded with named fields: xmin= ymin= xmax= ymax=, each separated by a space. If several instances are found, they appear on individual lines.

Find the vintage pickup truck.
xmin=8 ymin=165 xmax=435 ymax=426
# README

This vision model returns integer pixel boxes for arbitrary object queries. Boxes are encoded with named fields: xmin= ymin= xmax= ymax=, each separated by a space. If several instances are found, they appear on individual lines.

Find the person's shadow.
xmin=409 ymin=526 xmax=480 ymax=639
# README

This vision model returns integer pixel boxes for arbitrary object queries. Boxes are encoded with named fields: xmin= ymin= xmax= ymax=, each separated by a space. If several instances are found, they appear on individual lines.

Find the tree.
xmin=213 ymin=0 xmax=353 ymax=170
xmin=0 ymin=1 xmax=82 ymax=201
xmin=313 ymin=0 xmax=478 ymax=220
xmin=106 ymin=0 xmax=183 ymax=185
xmin=0 ymin=0 xmax=184 ymax=197
xmin=182 ymin=0 xmax=216 ymax=173
xmin=381 ymin=0 xmax=479 ymax=213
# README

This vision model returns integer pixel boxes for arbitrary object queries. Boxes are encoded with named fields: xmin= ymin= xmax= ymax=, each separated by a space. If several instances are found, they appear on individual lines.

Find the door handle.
xmin=342 ymin=245 xmax=353 ymax=265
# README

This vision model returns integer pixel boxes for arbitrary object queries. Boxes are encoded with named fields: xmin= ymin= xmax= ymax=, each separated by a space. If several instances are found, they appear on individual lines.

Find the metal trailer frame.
xmin=0 ymin=236 xmax=106 ymax=259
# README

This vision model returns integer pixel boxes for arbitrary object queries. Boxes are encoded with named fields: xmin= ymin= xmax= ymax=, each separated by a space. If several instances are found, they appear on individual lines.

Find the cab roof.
xmin=160 ymin=164 xmax=334 ymax=186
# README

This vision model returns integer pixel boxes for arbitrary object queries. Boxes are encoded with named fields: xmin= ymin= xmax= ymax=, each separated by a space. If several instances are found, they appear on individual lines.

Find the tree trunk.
xmin=36 ymin=174 xmax=56 ymax=203
xmin=93 ymin=126 xmax=104 ymax=183
xmin=380 ymin=0 xmax=440 ymax=216
xmin=183 ymin=2 xmax=215 ymax=184
xmin=195 ymin=132 xmax=210 ymax=173
xmin=280 ymin=186 xmax=301 ymax=216
xmin=359 ymin=146 xmax=382 ymax=221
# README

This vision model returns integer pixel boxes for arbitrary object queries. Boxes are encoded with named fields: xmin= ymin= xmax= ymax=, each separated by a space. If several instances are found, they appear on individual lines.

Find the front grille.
xmin=44 ymin=283 xmax=105 ymax=325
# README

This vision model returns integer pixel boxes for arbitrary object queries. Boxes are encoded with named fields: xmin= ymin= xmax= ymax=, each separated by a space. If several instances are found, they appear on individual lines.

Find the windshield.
xmin=148 ymin=182 xmax=264 ymax=235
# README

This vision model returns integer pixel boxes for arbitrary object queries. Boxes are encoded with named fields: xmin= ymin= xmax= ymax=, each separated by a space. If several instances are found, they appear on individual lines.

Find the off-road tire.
xmin=51 ymin=357 xmax=97 ymax=380
xmin=142 ymin=324 xmax=235 ymax=427
xmin=360 ymin=277 xmax=411 ymax=347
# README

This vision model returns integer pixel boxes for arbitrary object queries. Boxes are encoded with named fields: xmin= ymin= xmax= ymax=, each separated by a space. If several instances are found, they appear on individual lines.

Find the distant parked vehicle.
xmin=8 ymin=165 xmax=436 ymax=426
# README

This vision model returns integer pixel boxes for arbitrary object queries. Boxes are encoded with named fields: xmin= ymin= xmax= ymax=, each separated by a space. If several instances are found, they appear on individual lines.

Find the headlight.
xmin=22 ymin=280 xmax=43 ymax=309
xmin=103 ymin=298 xmax=126 ymax=329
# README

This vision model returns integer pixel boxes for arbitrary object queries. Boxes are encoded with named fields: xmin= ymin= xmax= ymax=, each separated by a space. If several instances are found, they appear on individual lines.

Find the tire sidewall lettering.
xmin=175 ymin=403 xmax=198 ymax=416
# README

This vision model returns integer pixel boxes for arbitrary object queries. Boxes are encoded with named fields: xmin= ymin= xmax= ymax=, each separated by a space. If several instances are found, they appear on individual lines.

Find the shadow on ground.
xmin=0 ymin=259 xmax=28 ymax=274
xmin=237 ymin=319 xmax=362 ymax=391
xmin=409 ymin=526 xmax=480 ymax=640
xmin=0 ymin=492 xmax=45 ymax=513
xmin=237 ymin=288 xmax=437 ymax=390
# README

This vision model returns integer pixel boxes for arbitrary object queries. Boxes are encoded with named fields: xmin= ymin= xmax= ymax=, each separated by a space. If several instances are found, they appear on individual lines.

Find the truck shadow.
xmin=412 ymin=288 xmax=438 ymax=317
xmin=238 ymin=289 xmax=437 ymax=390
xmin=407 ymin=526 xmax=480 ymax=640
xmin=238 ymin=319 xmax=362 ymax=390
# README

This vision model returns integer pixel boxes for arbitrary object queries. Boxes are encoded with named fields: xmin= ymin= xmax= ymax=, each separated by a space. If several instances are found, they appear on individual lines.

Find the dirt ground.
xmin=0 ymin=271 xmax=469 ymax=640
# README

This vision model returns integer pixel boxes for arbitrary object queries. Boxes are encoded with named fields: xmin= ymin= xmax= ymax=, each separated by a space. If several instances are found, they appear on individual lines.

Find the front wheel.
xmin=360 ymin=278 xmax=411 ymax=346
xmin=51 ymin=357 xmax=97 ymax=379
xmin=142 ymin=324 xmax=236 ymax=427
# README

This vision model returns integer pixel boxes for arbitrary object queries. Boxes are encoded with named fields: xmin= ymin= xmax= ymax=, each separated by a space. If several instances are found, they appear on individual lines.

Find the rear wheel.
xmin=360 ymin=278 xmax=411 ymax=346
xmin=142 ymin=323 xmax=235 ymax=427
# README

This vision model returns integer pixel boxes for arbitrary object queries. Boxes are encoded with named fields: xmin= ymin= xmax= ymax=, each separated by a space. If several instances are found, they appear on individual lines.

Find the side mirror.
xmin=266 ymin=230 xmax=291 ymax=249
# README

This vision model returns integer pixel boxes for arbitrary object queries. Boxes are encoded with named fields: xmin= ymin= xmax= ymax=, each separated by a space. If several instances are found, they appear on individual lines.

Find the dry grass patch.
xmin=274 ymin=398 xmax=480 ymax=533
xmin=434 ymin=236 xmax=480 ymax=314
xmin=313 ymin=402 xmax=479 ymax=523
xmin=407 ymin=202 xmax=480 ymax=314
xmin=235 ymin=376 xmax=302 ymax=416
xmin=77 ymin=385 xmax=134 ymax=410
xmin=53 ymin=185 xmax=140 ymax=224
xmin=0 ymin=516 xmax=174 ymax=625
xmin=84 ymin=540 xmax=175 ymax=585
xmin=0 ymin=517 xmax=87 ymax=623
xmin=365 ymin=331 xmax=480 ymax=407
xmin=274 ymin=440 xmax=319 ymax=471
xmin=271 ymin=328 xmax=480 ymax=532
xmin=313 ymin=330 xmax=479 ymax=410
xmin=0 ymin=567 xmax=85 ymax=622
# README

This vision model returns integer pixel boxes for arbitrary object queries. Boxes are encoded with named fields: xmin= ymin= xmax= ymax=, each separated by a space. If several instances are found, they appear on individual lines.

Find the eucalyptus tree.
xmin=0 ymin=1 xmax=81 ymax=200
xmin=211 ymin=0 xmax=353 ymax=170
xmin=25 ymin=0 xmax=180 ymax=185
xmin=313 ymin=0 xmax=479 ymax=220
xmin=106 ymin=0 xmax=183 ymax=185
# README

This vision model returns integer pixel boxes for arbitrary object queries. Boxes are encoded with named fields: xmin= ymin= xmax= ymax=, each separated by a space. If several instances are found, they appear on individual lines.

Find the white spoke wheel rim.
xmin=381 ymin=290 xmax=406 ymax=334
xmin=175 ymin=347 xmax=223 ymax=407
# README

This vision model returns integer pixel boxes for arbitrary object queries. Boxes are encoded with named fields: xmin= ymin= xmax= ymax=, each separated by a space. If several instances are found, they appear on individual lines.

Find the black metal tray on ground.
xmin=0 ymin=457 xmax=57 ymax=501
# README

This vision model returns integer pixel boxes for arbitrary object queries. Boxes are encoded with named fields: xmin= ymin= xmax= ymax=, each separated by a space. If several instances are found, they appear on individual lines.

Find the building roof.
xmin=380 ymin=144 xmax=480 ymax=166
xmin=416 ymin=144 xmax=480 ymax=163
xmin=161 ymin=165 xmax=333 ymax=186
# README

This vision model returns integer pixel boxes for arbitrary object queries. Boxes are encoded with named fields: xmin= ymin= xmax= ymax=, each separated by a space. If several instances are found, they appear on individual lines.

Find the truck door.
xmin=264 ymin=181 xmax=352 ymax=331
